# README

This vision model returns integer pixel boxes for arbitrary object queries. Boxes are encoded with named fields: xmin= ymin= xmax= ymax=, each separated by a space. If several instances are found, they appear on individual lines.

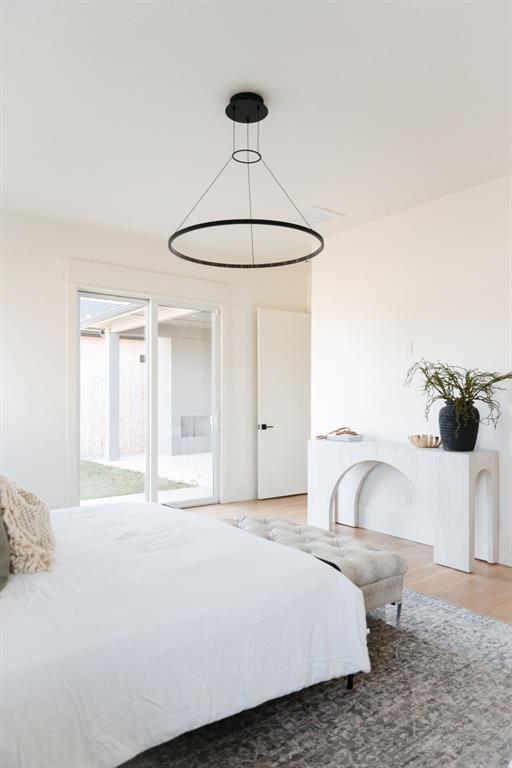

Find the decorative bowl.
xmin=408 ymin=434 xmax=442 ymax=449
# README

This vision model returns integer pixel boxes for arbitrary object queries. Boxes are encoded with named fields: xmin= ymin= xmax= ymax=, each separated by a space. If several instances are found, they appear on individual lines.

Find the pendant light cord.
xmin=261 ymin=157 xmax=312 ymax=229
xmin=175 ymin=153 xmax=312 ymax=236
xmin=246 ymin=121 xmax=255 ymax=264
xmin=176 ymin=155 xmax=233 ymax=231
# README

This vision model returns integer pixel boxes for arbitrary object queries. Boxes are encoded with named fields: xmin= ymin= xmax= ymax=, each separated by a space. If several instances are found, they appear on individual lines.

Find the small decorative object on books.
xmin=316 ymin=427 xmax=363 ymax=442
xmin=408 ymin=434 xmax=442 ymax=449
xmin=327 ymin=433 xmax=364 ymax=442
xmin=406 ymin=360 xmax=512 ymax=452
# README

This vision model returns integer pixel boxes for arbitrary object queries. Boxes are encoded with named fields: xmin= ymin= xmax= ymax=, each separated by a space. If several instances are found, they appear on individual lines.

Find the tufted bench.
xmin=222 ymin=516 xmax=408 ymax=621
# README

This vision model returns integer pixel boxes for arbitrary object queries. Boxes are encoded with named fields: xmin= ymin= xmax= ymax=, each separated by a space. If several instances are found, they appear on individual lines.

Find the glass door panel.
xmin=79 ymin=293 xmax=148 ymax=504
xmin=156 ymin=305 xmax=214 ymax=504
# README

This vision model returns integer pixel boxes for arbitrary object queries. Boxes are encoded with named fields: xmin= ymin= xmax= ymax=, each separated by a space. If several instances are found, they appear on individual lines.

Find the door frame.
xmin=69 ymin=285 xmax=221 ymax=508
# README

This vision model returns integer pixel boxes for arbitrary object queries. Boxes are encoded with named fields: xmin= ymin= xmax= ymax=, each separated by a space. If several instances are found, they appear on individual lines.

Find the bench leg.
xmin=395 ymin=601 xmax=402 ymax=625
xmin=346 ymin=674 xmax=354 ymax=690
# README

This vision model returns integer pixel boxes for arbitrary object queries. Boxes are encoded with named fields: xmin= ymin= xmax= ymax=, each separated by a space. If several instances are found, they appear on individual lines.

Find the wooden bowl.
xmin=408 ymin=434 xmax=442 ymax=449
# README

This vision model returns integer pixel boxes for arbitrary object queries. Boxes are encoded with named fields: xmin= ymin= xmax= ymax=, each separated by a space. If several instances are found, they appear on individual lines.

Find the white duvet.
xmin=0 ymin=502 xmax=370 ymax=768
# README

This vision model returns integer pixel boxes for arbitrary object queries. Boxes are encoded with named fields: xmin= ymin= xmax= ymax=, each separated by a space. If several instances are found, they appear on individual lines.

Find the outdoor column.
xmin=105 ymin=329 xmax=120 ymax=461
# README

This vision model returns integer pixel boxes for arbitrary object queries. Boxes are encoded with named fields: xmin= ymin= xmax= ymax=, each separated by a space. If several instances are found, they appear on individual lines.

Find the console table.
xmin=308 ymin=439 xmax=499 ymax=573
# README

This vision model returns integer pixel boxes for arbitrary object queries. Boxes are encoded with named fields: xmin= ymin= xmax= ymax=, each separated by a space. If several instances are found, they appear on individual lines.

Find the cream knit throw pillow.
xmin=0 ymin=476 xmax=55 ymax=573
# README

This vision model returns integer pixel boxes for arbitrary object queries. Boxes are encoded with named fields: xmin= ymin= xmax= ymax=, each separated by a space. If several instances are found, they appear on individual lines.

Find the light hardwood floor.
xmin=194 ymin=494 xmax=512 ymax=623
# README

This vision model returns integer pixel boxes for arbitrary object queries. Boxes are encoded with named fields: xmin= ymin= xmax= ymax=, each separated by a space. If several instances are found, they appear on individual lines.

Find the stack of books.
xmin=326 ymin=433 xmax=364 ymax=442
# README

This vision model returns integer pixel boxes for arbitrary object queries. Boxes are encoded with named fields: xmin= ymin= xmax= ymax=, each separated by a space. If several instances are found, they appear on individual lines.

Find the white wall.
xmin=0 ymin=211 xmax=309 ymax=507
xmin=311 ymin=176 xmax=512 ymax=565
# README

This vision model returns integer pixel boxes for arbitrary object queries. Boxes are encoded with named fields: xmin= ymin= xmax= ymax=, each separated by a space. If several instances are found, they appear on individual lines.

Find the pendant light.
xmin=168 ymin=92 xmax=324 ymax=268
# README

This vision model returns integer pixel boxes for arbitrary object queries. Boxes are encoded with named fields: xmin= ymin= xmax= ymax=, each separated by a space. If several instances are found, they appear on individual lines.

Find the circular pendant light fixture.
xmin=168 ymin=92 xmax=324 ymax=268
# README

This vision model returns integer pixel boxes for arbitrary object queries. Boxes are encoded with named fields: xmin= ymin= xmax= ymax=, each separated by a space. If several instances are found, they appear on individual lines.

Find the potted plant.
xmin=406 ymin=360 xmax=512 ymax=451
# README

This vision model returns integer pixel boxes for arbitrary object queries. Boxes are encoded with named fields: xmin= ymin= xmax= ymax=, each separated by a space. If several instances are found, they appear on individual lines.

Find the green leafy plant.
xmin=405 ymin=360 xmax=512 ymax=430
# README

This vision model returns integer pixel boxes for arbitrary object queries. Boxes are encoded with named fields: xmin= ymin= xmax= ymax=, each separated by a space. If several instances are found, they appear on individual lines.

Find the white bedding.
xmin=0 ymin=502 xmax=370 ymax=768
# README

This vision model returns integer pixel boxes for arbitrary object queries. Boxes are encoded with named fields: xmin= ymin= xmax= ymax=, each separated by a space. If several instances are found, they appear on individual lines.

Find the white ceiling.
xmin=3 ymin=1 xmax=511 ymax=241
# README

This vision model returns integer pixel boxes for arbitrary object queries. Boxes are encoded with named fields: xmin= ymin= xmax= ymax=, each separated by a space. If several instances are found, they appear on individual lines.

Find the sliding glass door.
xmin=79 ymin=292 xmax=217 ymax=507
xmin=156 ymin=305 xmax=214 ymax=504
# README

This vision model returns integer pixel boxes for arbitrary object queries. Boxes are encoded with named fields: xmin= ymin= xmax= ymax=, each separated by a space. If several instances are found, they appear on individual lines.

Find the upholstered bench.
xmin=222 ymin=516 xmax=408 ymax=621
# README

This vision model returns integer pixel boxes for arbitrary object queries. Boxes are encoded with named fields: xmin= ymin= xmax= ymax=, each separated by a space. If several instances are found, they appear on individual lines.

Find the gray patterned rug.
xmin=124 ymin=589 xmax=512 ymax=768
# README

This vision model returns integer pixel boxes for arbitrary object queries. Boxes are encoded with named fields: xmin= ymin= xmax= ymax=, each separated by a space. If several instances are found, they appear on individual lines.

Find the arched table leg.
xmin=308 ymin=439 xmax=499 ymax=573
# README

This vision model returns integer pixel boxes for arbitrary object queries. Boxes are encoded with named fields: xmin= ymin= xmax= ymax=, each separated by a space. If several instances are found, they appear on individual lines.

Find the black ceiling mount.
xmin=225 ymin=92 xmax=268 ymax=123
xmin=168 ymin=90 xmax=324 ymax=268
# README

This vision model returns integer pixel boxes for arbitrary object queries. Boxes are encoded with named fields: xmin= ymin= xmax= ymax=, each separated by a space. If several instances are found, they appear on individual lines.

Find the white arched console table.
xmin=308 ymin=439 xmax=499 ymax=573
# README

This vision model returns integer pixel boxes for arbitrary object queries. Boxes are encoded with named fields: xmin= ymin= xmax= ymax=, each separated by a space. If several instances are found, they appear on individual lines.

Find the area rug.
xmin=123 ymin=589 xmax=512 ymax=768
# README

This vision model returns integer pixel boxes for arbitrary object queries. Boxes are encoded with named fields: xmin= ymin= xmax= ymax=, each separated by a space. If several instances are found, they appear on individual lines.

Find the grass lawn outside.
xmin=80 ymin=460 xmax=197 ymax=501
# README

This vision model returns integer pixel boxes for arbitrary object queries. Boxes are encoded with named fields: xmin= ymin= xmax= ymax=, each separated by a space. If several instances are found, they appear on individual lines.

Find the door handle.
xmin=258 ymin=424 xmax=275 ymax=430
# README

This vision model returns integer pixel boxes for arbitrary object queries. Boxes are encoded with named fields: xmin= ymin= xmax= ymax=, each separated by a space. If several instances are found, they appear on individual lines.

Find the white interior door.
xmin=257 ymin=308 xmax=310 ymax=499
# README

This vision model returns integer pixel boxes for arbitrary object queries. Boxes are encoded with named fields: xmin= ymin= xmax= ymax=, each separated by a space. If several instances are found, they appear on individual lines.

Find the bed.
xmin=0 ymin=502 xmax=370 ymax=768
